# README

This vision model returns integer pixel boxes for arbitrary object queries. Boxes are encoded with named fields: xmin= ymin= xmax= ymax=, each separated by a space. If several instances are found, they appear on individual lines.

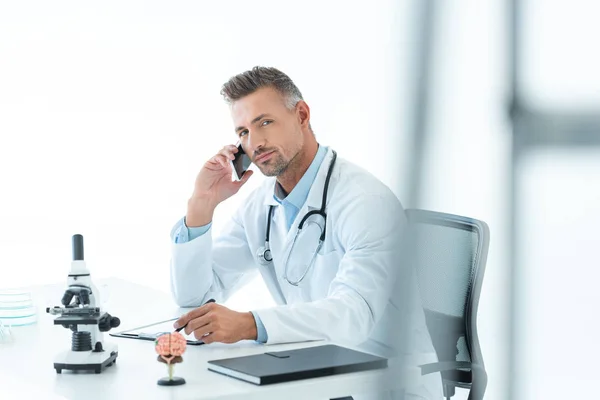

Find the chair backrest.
xmin=405 ymin=209 xmax=490 ymax=391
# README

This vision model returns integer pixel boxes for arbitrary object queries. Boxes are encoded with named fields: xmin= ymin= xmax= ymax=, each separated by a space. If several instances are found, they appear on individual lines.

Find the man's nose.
xmin=247 ymin=129 xmax=267 ymax=154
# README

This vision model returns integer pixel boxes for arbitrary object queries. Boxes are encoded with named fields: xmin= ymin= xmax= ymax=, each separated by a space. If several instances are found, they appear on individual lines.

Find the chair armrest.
xmin=419 ymin=361 xmax=487 ymax=400
xmin=419 ymin=361 xmax=485 ymax=376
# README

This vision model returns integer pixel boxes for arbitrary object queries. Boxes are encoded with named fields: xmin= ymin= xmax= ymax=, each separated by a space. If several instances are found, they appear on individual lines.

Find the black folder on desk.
xmin=207 ymin=344 xmax=388 ymax=385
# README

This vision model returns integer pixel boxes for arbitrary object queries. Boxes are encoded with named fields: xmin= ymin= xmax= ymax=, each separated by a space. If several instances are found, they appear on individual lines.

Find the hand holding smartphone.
xmin=230 ymin=143 xmax=252 ymax=181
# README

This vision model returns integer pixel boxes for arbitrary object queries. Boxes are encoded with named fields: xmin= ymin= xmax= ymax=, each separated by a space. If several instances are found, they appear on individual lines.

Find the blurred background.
xmin=1 ymin=1 xmax=599 ymax=399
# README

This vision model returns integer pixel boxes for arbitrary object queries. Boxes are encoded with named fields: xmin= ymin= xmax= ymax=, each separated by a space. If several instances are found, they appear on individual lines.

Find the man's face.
xmin=231 ymin=87 xmax=304 ymax=177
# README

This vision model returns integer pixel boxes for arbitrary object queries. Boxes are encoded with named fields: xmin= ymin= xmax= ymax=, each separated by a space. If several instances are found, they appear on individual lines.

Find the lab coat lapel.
xmin=277 ymin=148 xmax=336 ymax=280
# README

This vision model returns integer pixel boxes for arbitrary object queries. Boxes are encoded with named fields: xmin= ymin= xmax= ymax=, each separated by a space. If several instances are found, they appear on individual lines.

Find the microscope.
xmin=46 ymin=234 xmax=121 ymax=374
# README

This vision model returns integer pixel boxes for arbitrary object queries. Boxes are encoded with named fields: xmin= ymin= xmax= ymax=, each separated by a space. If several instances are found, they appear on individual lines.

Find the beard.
xmin=259 ymin=152 xmax=290 ymax=177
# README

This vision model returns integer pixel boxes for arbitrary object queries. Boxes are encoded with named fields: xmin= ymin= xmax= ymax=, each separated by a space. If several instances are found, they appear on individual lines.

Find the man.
xmin=169 ymin=66 xmax=441 ymax=399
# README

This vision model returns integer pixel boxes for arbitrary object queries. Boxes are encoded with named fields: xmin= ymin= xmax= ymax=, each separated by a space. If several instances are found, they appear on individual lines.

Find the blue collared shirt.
xmin=272 ymin=144 xmax=328 ymax=230
xmin=172 ymin=145 xmax=328 ymax=343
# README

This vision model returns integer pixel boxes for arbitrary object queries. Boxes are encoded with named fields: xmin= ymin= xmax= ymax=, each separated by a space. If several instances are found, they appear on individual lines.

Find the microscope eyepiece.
xmin=72 ymin=234 xmax=84 ymax=261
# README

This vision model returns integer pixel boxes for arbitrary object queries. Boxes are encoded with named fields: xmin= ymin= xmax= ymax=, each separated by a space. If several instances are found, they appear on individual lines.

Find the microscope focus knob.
xmin=99 ymin=313 xmax=121 ymax=332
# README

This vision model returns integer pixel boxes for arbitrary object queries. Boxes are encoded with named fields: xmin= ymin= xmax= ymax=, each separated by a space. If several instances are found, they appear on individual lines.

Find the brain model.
xmin=155 ymin=332 xmax=187 ymax=364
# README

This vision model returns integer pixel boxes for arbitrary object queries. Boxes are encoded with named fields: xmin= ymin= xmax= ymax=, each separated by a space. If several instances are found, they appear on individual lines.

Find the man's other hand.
xmin=174 ymin=302 xmax=258 ymax=344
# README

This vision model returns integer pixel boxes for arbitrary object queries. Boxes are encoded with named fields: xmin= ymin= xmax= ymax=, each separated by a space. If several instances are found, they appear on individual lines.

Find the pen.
xmin=174 ymin=298 xmax=216 ymax=333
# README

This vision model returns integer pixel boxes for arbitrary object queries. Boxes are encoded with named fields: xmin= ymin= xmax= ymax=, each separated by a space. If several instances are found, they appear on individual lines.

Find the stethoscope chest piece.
xmin=256 ymin=246 xmax=273 ymax=265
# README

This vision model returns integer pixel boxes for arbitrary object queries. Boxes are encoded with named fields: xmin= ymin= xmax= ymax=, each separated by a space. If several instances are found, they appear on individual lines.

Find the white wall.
xmin=0 ymin=0 xmax=414 ymax=308
xmin=517 ymin=150 xmax=600 ymax=399
xmin=522 ymin=0 xmax=600 ymax=109
xmin=514 ymin=1 xmax=600 ymax=398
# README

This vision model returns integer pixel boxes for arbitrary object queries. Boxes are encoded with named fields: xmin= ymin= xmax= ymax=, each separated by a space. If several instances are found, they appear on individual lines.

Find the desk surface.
xmin=0 ymin=278 xmax=417 ymax=400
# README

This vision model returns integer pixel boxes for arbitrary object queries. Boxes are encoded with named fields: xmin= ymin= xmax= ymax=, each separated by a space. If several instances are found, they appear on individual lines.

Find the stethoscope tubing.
xmin=257 ymin=150 xmax=337 ymax=285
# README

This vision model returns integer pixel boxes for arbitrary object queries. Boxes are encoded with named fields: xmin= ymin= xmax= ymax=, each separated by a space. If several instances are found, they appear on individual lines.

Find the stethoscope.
xmin=256 ymin=150 xmax=337 ymax=286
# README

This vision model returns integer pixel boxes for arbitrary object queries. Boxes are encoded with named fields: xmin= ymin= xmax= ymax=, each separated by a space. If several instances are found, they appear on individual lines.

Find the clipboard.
xmin=109 ymin=317 xmax=206 ymax=346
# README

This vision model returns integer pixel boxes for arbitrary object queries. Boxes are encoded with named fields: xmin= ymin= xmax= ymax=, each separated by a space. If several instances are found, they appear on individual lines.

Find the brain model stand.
xmin=155 ymin=332 xmax=187 ymax=386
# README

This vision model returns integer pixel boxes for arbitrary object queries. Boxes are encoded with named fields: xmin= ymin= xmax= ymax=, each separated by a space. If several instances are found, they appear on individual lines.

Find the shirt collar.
xmin=265 ymin=144 xmax=329 ymax=207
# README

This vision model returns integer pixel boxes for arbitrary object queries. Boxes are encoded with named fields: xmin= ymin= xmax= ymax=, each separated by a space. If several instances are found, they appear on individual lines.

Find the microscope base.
xmin=53 ymin=343 xmax=118 ymax=374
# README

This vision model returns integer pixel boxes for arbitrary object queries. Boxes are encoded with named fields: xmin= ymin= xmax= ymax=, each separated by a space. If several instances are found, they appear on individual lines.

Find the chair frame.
xmin=406 ymin=209 xmax=490 ymax=400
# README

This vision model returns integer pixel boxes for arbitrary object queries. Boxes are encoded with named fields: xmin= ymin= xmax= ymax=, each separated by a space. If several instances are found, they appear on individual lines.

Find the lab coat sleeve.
xmin=253 ymin=194 xmax=406 ymax=347
xmin=169 ymin=205 xmax=257 ymax=307
xmin=172 ymin=218 xmax=212 ymax=244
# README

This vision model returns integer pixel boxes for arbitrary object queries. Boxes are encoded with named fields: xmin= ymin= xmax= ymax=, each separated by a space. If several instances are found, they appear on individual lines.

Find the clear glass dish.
xmin=0 ymin=290 xmax=37 ymax=327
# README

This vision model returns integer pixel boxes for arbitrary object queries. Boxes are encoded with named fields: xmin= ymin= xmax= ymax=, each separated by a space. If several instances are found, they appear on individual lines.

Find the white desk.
xmin=0 ymin=278 xmax=418 ymax=400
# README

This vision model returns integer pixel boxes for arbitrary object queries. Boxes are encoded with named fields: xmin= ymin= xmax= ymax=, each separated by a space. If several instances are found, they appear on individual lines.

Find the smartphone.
xmin=231 ymin=143 xmax=252 ymax=181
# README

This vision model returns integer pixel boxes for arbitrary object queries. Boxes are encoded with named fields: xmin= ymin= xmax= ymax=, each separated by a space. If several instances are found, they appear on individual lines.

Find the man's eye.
xmin=261 ymin=120 xmax=272 ymax=126
xmin=239 ymin=130 xmax=248 ymax=137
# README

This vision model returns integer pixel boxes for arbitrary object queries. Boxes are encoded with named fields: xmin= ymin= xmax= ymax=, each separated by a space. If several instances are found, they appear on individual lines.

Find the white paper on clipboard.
xmin=109 ymin=318 xmax=205 ymax=345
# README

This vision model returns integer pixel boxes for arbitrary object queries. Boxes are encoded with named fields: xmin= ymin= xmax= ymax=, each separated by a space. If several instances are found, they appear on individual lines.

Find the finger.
xmin=220 ymin=154 xmax=231 ymax=167
xmin=201 ymin=333 xmax=216 ymax=344
xmin=206 ymin=156 xmax=221 ymax=169
xmin=218 ymin=148 xmax=236 ymax=161
xmin=235 ymin=169 xmax=254 ymax=186
xmin=211 ymin=154 xmax=229 ymax=168
xmin=174 ymin=312 xmax=192 ymax=330
xmin=193 ymin=322 xmax=214 ymax=340
xmin=207 ymin=156 xmax=221 ymax=165
xmin=218 ymin=145 xmax=237 ymax=154
xmin=174 ymin=303 xmax=215 ymax=329
xmin=184 ymin=312 xmax=212 ymax=335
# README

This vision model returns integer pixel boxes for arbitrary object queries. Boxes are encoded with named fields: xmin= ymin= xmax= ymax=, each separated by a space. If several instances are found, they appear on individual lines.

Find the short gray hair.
xmin=220 ymin=66 xmax=304 ymax=110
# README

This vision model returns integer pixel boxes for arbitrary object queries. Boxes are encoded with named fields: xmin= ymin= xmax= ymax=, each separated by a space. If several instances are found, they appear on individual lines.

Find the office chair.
xmin=405 ymin=209 xmax=489 ymax=400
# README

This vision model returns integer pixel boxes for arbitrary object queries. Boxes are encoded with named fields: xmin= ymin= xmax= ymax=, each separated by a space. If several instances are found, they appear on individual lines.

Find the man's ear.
xmin=296 ymin=100 xmax=311 ymax=129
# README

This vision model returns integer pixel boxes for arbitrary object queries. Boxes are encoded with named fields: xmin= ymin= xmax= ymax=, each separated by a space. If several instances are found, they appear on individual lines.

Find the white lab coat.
xmin=170 ymin=148 xmax=442 ymax=399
